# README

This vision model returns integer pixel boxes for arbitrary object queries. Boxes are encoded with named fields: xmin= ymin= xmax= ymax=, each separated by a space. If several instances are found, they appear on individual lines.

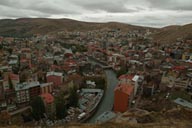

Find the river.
xmin=88 ymin=59 xmax=118 ymax=123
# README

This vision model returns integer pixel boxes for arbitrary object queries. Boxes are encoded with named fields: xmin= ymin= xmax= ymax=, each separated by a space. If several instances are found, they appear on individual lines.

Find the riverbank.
xmin=87 ymin=58 xmax=118 ymax=123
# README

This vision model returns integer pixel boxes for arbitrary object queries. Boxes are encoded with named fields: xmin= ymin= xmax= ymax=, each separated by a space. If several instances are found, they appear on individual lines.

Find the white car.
xmin=186 ymin=59 xmax=192 ymax=63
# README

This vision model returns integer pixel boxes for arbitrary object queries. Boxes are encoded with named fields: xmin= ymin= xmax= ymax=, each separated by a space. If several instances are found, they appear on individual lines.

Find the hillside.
xmin=1 ymin=18 xmax=192 ymax=43
xmin=0 ymin=18 xmax=156 ymax=37
xmin=151 ymin=23 xmax=192 ymax=43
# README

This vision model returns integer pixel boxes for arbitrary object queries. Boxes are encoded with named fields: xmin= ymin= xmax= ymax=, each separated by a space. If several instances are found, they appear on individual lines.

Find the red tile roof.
xmin=115 ymin=84 xmax=134 ymax=95
xmin=118 ymin=74 xmax=134 ymax=80
xmin=172 ymin=66 xmax=186 ymax=71
xmin=9 ymin=73 xmax=19 ymax=81
xmin=41 ymin=93 xmax=54 ymax=104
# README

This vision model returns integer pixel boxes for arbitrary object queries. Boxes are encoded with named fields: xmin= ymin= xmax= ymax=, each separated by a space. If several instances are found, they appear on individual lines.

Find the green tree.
xmin=55 ymin=94 xmax=67 ymax=119
xmin=0 ymin=44 xmax=3 ymax=49
xmin=18 ymin=54 xmax=21 ymax=68
xmin=116 ymin=66 xmax=128 ymax=77
xmin=68 ymin=86 xmax=78 ymax=107
xmin=95 ymin=78 xmax=106 ymax=90
xmin=30 ymin=96 xmax=45 ymax=121
xmin=8 ymin=75 xmax=13 ymax=89
xmin=7 ymin=48 xmax=13 ymax=55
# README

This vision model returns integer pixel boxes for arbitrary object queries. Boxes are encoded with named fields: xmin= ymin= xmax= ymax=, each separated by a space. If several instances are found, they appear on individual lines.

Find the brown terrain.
xmin=1 ymin=18 xmax=192 ymax=43
xmin=0 ymin=18 xmax=156 ymax=37
xmin=151 ymin=23 xmax=192 ymax=43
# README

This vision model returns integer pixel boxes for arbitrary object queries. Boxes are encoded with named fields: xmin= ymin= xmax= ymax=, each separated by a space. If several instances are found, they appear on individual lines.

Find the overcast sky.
xmin=0 ymin=0 xmax=192 ymax=27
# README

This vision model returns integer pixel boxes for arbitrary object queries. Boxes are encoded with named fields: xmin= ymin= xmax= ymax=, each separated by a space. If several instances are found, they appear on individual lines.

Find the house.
xmin=40 ymin=82 xmax=53 ymax=94
xmin=143 ymin=81 xmax=155 ymax=97
xmin=3 ymin=73 xmax=20 ymax=91
xmin=4 ymin=89 xmax=16 ymax=111
xmin=0 ymin=80 xmax=6 ymax=109
xmin=15 ymin=82 xmax=40 ymax=104
xmin=46 ymin=72 xmax=63 ymax=87
xmin=67 ymin=74 xmax=83 ymax=89
xmin=118 ymin=74 xmax=142 ymax=96
xmin=182 ymin=53 xmax=192 ymax=61
xmin=20 ymin=48 xmax=31 ymax=59
xmin=0 ymin=66 xmax=12 ymax=73
xmin=118 ymin=74 xmax=134 ymax=85
xmin=8 ymin=54 xmax=18 ymax=67
xmin=114 ymin=84 xmax=134 ymax=113
xmin=145 ymin=52 xmax=153 ymax=59
xmin=40 ymin=93 xmax=55 ymax=117
xmin=64 ymin=48 xmax=73 ymax=58
xmin=20 ymin=59 xmax=32 ymax=69
xmin=9 ymin=73 xmax=19 ymax=86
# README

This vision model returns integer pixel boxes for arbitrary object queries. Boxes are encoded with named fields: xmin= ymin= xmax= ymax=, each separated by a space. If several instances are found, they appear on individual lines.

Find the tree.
xmin=7 ymin=48 xmax=13 ymax=55
xmin=68 ymin=86 xmax=78 ymax=107
xmin=0 ymin=110 xmax=11 ymax=125
xmin=8 ymin=75 xmax=13 ymax=89
xmin=116 ymin=66 xmax=127 ymax=77
xmin=30 ymin=96 xmax=45 ymax=121
xmin=0 ymin=44 xmax=3 ymax=49
xmin=95 ymin=78 xmax=106 ymax=90
xmin=53 ymin=60 xmax=58 ymax=65
xmin=55 ymin=94 xmax=67 ymax=119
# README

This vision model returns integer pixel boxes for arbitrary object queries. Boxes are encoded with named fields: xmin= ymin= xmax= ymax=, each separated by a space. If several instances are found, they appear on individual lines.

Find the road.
xmin=10 ymin=106 xmax=32 ymax=116
xmin=88 ymin=59 xmax=118 ymax=123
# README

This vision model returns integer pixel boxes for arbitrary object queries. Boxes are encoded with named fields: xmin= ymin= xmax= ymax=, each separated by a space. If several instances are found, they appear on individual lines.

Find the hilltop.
xmin=0 ymin=18 xmax=155 ymax=37
xmin=151 ymin=23 xmax=192 ymax=43
xmin=0 ymin=18 xmax=192 ymax=43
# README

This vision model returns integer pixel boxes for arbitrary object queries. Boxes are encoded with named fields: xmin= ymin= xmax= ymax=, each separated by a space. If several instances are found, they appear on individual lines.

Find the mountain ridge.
xmin=0 ymin=18 xmax=192 ymax=43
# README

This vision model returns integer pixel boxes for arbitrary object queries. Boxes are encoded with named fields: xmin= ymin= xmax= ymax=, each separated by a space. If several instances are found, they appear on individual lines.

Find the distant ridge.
xmin=151 ymin=23 xmax=192 ymax=43
xmin=0 ymin=18 xmax=192 ymax=43
xmin=0 ymin=18 xmax=156 ymax=37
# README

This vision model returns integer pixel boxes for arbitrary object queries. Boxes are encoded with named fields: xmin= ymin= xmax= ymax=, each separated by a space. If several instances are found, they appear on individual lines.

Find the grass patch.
xmin=169 ymin=91 xmax=191 ymax=101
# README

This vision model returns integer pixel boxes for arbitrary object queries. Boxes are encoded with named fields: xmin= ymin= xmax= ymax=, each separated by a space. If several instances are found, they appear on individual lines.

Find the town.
xmin=0 ymin=27 xmax=192 ymax=126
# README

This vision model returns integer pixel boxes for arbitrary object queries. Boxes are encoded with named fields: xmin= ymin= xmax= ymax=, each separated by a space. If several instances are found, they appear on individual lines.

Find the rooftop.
xmin=15 ymin=81 xmax=40 ymax=91
xmin=115 ymin=84 xmax=134 ymax=95
xmin=40 ymin=82 xmax=53 ymax=87
xmin=41 ymin=93 xmax=54 ymax=104
xmin=118 ymin=74 xmax=134 ymax=81
xmin=174 ymin=98 xmax=192 ymax=109
xmin=96 ymin=111 xmax=116 ymax=123
xmin=46 ymin=71 xmax=63 ymax=77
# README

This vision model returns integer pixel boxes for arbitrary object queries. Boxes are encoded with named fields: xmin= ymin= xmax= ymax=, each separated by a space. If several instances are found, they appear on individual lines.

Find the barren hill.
xmin=1 ymin=18 xmax=192 ymax=43
xmin=0 ymin=18 xmax=155 ymax=37
xmin=151 ymin=23 xmax=192 ymax=43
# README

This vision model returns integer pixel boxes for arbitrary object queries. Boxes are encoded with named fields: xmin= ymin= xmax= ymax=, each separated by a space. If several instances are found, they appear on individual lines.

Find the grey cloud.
xmin=0 ymin=0 xmax=192 ymax=27
xmin=74 ymin=2 xmax=137 ymax=13
xmin=72 ymin=0 xmax=137 ymax=13
xmin=147 ymin=0 xmax=192 ymax=11
xmin=0 ymin=5 xmax=51 ymax=19
xmin=0 ymin=0 xmax=81 ymax=15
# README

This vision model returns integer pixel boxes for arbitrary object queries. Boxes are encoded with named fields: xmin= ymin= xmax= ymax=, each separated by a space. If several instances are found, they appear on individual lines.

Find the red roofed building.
xmin=20 ymin=59 xmax=32 ymax=68
xmin=40 ymin=82 xmax=53 ymax=94
xmin=9 ymin=73 xmax=19 ymax=88
xmin=20 ymin=48 xmax=31 ymax=60
xmin=46 ymin=72 xmax=63 ymax=87
xmin=3 ymin=73 xmax=20 ymax=91
xmin=41 ymin=93 xmax=55 ymax=116
xmin=172 ymin=66 xmax=186 ymax=71
xmin=0 ymin=37 xmax=3 ymax=44
xmin=114 ymin=84 xmax=134 ymax=113
xmin=118 ymin=74 xmax=134 ymax=84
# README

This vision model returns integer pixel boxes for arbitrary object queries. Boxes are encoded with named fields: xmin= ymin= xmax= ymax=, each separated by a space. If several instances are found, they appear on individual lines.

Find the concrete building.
xmin=15 ymin=82 xmax=40 ymax=104
xmin=40 ymin=82 xmax=53 ymax=94
xmin=114 ymin=84 xmax=134 ymax=113
xmin=46 ymin=72 xmax=63 ymax=87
